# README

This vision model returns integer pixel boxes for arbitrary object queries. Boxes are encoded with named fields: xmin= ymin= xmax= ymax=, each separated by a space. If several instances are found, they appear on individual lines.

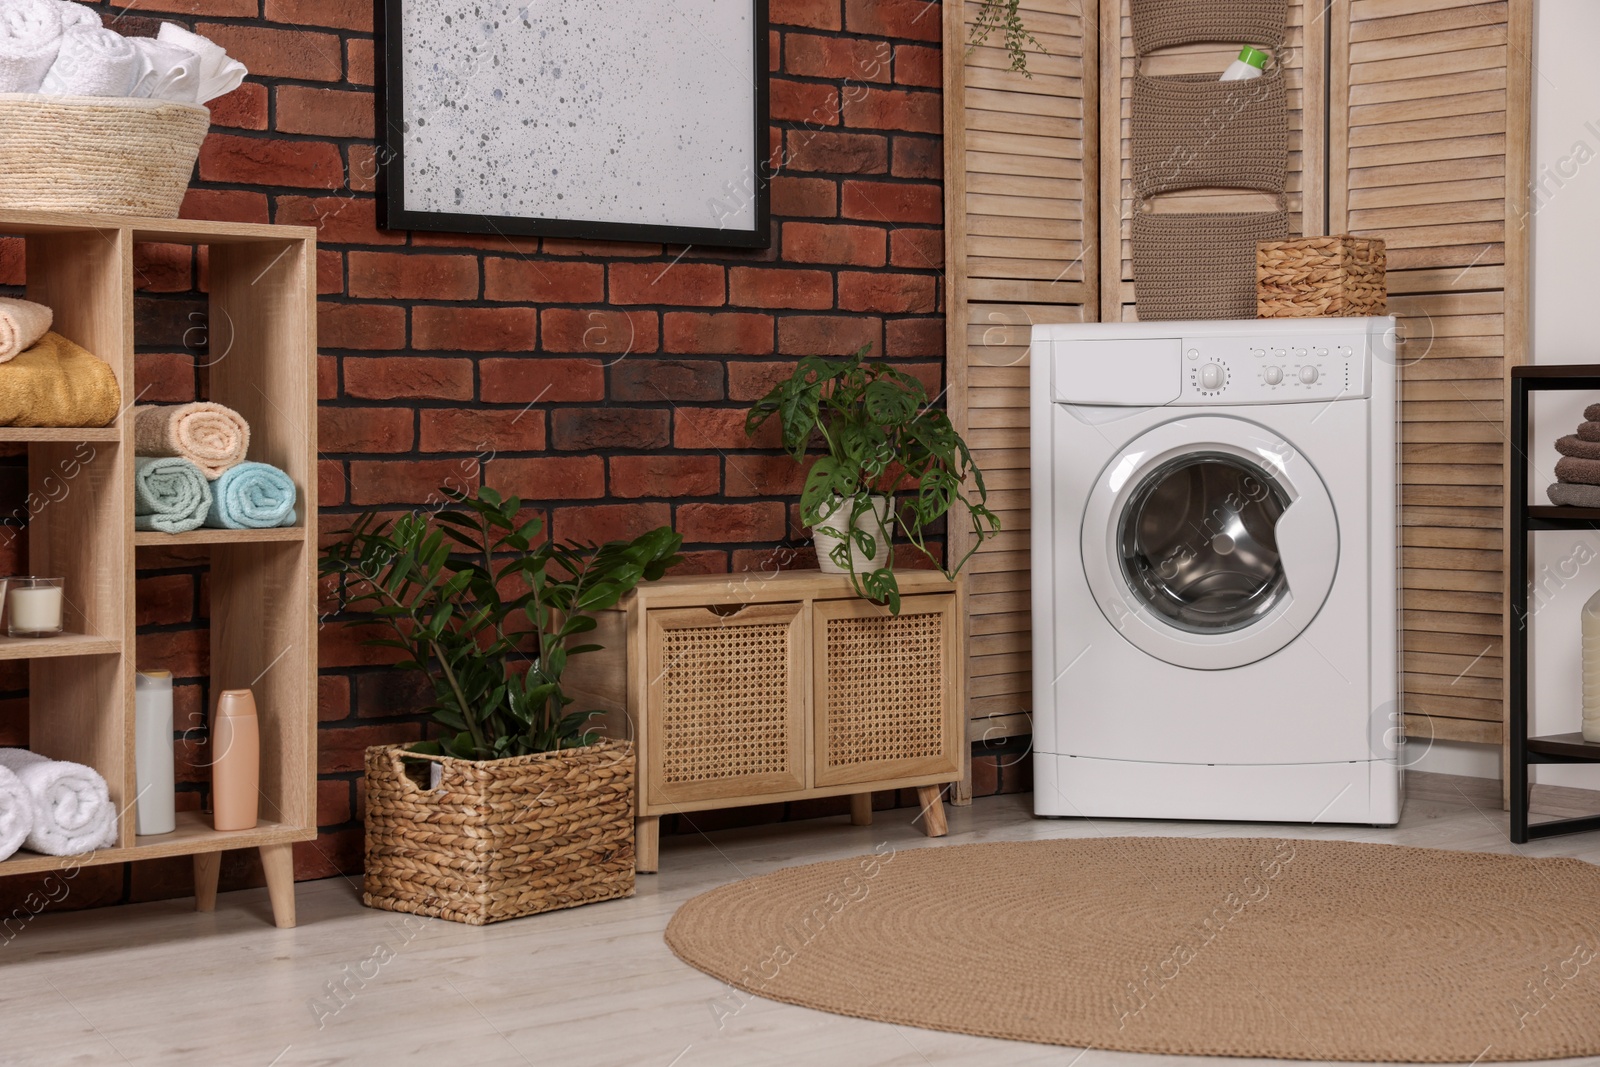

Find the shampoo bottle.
xmin=212 ymin=688 xmax=260 ymax=831
xmin=134 ymin=670 xmax=176 ymax=836
xmin=1220 ymin=46 xmax=1268 ymax=81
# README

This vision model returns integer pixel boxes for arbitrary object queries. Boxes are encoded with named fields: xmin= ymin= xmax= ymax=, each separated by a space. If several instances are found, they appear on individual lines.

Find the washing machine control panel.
xmin=1180 ymin=334 xmax=1368 ymax=404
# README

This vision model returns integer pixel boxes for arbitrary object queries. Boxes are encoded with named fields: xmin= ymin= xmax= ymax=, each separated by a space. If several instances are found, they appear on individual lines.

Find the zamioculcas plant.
xmin=320 ymin=486 xmax=682 ymax=761
xmin=746 ymin=346 xmax=1001 ymax=614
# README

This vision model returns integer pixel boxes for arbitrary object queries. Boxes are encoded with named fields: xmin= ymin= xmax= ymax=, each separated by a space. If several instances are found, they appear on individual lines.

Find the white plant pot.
xmin=813 ymin=495 xmax=895 ymax=575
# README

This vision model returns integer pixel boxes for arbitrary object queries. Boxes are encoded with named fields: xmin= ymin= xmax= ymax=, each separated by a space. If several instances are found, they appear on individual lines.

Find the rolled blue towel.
xmin=204 ymin=462 xmax=298 ymax=529
xmin=134 ymin=456 xmax=212 ymax=534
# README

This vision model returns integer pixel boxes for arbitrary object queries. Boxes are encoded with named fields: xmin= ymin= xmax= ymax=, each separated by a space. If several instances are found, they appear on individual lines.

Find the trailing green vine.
xmin=967 ymin=0 xmax=1046 ymax=78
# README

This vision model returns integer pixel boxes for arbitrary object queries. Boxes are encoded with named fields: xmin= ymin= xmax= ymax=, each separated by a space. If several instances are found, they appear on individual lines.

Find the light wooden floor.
xmin=4 ymin=773 xmax=1600 ymax=1067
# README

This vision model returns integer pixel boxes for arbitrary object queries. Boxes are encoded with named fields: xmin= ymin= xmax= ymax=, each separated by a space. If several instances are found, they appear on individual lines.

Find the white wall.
xmin=1521 ymin=0 xmax=1600 ymax=789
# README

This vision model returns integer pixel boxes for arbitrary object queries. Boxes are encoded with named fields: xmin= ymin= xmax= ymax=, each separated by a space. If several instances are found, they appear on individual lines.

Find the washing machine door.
xmin=1080 ymin=416 xmax=1338 ymax=670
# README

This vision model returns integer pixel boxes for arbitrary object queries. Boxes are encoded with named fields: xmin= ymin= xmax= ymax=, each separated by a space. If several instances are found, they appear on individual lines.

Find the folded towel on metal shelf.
xmin=1555 ymin=456 xmax=1600 ymax=486
xmin=1548 ymin=482 xmax=1600 ymax=509
xmin=128 ymin=37 xmax=199 ymax=104
xmin=0 ymin=749 xmax=116 ymax=857
xmin=134 ymin=401 xmax=249 ymax=479
xmin=134 ymin=456 xmax=213 ymax=534
xmin=0 ymin=0 xmax=64 ymax=93
xmin=1578 ymin=421 xmax=1600 ymax=443
xmin=1557 ymin=435 xmax=1600 ymax=462
xmin=39 ymin=24 xmax=138 ymax=97
xmin=1586 ymin=404 xmax=1600 ymax=423
xmin=0 ymin=764 xmax=36 ymax=863
xmin=0 ymin=331 xmax=120 ymax=428
xmin=156 ymin=21 xmax=244 ymax=104
xmin=0 ymin=296 xmax=52 ymax=363
xmin=204 ymin=461 xmax=296 ymax=529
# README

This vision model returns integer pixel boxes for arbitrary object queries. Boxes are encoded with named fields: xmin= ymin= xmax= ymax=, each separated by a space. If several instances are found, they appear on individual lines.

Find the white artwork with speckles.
xmin=397 ymin=0 xmax=759 ymax=235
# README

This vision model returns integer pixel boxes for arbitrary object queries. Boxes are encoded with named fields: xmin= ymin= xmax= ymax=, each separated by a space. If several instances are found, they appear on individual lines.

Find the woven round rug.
xmin=666 ymin=837 xmax=1600 ymax=1062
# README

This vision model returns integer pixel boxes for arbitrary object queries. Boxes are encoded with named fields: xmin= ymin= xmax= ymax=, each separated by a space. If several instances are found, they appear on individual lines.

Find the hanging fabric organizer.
xmin=1128 ymin=0 xmax=1291 ymax=319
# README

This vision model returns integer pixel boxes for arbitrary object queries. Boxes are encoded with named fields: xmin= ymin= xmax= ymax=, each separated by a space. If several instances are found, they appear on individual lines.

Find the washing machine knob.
xmin=1263 ymin=365 xmax=1284 ymax=385
xmin=1299 ymin=365 xmax=1319 ymax=385
xmin=1200 ymin=363 xmax=1226 ymax=390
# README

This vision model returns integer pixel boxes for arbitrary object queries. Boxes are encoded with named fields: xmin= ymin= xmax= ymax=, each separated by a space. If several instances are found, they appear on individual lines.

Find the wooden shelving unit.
xmin=1508 ymin=364 xmax=1600 ymax=843
xmin=0 ymin=209 xmax=318 ymax=927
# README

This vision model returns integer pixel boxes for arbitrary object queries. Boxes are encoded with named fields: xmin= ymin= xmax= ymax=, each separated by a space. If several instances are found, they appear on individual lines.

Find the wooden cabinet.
xmin=0 ymin=210 xmax=318 ymax=928
xmin=568 ymin=571 xmax=963 ymax=871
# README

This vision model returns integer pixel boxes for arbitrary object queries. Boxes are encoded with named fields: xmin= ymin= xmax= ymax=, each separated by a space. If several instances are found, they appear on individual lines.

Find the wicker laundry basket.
xmin=0 ymin=95 xmax=210 ymax=218
xmin=363 ymin=739 xmax=636 ymax=926
xmin=1257 ymin=235 xmax=1387 ymax=317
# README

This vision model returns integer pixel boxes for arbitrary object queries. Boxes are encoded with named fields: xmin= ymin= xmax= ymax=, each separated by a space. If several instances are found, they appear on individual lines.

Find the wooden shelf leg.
xmin=259 ymin=843 xmax=297 ymax=929
xmin=635 ymin=816 xmax=660 ymax=875
xmin=193 ymin=852 xmax=222 ymax=913
xmin=915 ymin=785 xmax=948 ymax=838
xmin=849 ymin=793 xmax=873 ymax=826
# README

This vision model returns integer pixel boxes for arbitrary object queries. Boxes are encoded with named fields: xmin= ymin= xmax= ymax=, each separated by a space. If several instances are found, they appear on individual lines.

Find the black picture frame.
xmin=376 ymin=0 xmax=771 ymax=248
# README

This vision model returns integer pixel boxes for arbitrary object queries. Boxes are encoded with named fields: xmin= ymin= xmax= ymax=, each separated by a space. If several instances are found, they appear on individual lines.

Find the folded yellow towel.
xmin=133 ymin=401 xmax=250 ymax=479
xmin=0 ymin=331 xmax=120 ymax=427
xmin=0 ymin=297 xmax=53 ymax=363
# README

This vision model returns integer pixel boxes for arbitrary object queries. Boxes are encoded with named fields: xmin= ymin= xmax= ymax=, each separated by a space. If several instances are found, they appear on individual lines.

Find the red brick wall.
xmin=0 ymin=0 xmax=999 ymax=915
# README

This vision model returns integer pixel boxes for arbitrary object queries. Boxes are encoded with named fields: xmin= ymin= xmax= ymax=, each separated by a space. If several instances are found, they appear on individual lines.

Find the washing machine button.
xmin=1299 ymin=365 xmax=1320 ymax=385
xmin=1200 ymin=363 xmax=1226 ymax=390
xmin=1263 ymin=365 xmax=1284 ymax=385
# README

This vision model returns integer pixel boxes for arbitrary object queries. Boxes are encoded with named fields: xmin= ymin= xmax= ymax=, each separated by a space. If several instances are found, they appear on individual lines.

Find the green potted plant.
xmin=320 ymin=486 xmax=682 ymax=925
xmin=969 ymin=0 xmax=1047 ymax=77
xmin=746 ymin=346 xmax=1000 ymax=613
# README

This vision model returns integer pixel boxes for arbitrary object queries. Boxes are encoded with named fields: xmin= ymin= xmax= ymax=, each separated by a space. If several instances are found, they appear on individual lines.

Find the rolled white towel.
xmin=0 ymin=764 xmax=35 ymax=863
xmin=0 ymin=749 xmax=117 ymax=856
xmin=130 ymin=37 xmax=199 ymax=104
xmin=157 ymin=21 xmax=244 ymax=104
xmin=39 ymin=23 xmax=138 ymax=97
xmin=0 ymin=0 xmax=65 ymax=93
xmin=50 ymin=0 xmax=100 ymax=30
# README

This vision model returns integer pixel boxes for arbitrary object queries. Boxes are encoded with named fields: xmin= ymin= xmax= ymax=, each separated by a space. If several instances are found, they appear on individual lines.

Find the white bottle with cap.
xmin=1220 ymin=46 xmax=1268 ymax=81
xmin=135 ymin=670 xmax=177 ymax=836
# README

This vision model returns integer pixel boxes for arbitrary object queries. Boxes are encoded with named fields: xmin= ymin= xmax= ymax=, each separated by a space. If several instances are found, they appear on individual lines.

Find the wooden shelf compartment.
xmin=133 ymin=526 xmax=307 ymax=548
xmin=1526 ymin=732 xmax=1600 ymax=762
xmin=0 ymin=428 xmax=122 ymax=443
xmin=0 ymin=633 xmax=121 ymax=660
xmin=0 ymin=211 xmax=319 ymax=928
xmin=0 ymin=811 xmax=311 ymax=878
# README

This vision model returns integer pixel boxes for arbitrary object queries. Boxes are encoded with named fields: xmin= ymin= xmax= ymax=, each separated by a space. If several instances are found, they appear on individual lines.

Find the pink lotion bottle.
xmin=212 ymin=689 xmax=260 ymax=831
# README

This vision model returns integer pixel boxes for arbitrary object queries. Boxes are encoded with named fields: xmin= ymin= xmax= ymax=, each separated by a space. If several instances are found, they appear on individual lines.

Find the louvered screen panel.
xmin=1332 ymin=0 xmax=1532 ymax=747
xmin=1100 ymin=0 xmax=1326 ymax=319
xmin=947 ymin=0 xmax=1097 ymax=767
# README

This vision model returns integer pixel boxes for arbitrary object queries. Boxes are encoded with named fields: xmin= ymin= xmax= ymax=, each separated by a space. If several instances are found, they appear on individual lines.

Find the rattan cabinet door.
xmin=644 ymin=602 xmax=807 ymax=807
xmin=813 ymin=594 xmax=961 ymax=788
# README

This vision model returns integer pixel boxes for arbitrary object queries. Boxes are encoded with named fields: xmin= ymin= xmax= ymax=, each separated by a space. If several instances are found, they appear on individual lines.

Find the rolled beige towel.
xmin=1555 ymin=455 xmax=1600 ymax=487
xmin=134 ymin=402 xmax=250 ymax=479
xmin=0 ymin=297 xmax=53 ymax=363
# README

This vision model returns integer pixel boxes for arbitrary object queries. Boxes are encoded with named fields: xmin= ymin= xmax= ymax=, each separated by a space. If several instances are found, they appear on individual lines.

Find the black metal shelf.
xmin=1509 ymin=366 xmax=1600 ymax=842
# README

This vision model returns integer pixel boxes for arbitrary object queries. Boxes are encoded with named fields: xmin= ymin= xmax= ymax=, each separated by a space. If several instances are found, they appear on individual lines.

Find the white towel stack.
xmin=0 ymin=748 xmax=117 ymax=857
xmin=0 ymin=0 xmax=246 ymax=102
xmin=0 ymin=763 xmax=35 ymax=862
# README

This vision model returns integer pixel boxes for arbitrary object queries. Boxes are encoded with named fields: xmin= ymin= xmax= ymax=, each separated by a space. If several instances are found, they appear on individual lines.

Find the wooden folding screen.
xmin=943 ymin=0 xmax=1532 ymax=783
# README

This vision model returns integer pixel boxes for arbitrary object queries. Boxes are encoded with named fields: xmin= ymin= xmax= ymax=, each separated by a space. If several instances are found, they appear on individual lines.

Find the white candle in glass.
xmin=8 ymin=578 xmax=63 ymax=637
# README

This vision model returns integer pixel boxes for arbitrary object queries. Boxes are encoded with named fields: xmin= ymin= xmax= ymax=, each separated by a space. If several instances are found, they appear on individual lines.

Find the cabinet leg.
xmin=194 ymin=852 xmax=222 ymax=912
xmin=636 ymin=816 xmax=660 ymax=874
xmin=916 ymin=785 xmax=948 ymax=838
xmin=258 ymin=843 xmax=297 ymax=929
xmin=850 ymin=793 xmax=874 ymax=826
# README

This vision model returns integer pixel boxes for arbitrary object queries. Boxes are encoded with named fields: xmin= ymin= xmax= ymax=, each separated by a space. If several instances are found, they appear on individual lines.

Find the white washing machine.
xmin=1030 ymin=317 xmax=1401 ymax=825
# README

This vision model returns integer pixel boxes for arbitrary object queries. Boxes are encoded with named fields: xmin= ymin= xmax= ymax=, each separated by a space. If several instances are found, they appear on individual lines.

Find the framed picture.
xmin=378 ymin=1 xmax=771 ymax=248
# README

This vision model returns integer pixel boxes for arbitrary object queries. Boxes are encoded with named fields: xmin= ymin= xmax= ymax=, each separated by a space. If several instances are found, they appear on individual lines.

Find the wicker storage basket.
xmin=1131 ymin=71 xmax=1288 ymax=196
xmin=1130 ymin=0 xmax=1287 ymax=54
xmin=1132 ymin=208 xmax=1289 ymax=320
xmin=1257 ymin=235 xmax=1388 ymax=317
xmin=364 ymin=739 xmax=636 ymax=926
xmin=0 ymin=95 xmax=210 ymax=218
